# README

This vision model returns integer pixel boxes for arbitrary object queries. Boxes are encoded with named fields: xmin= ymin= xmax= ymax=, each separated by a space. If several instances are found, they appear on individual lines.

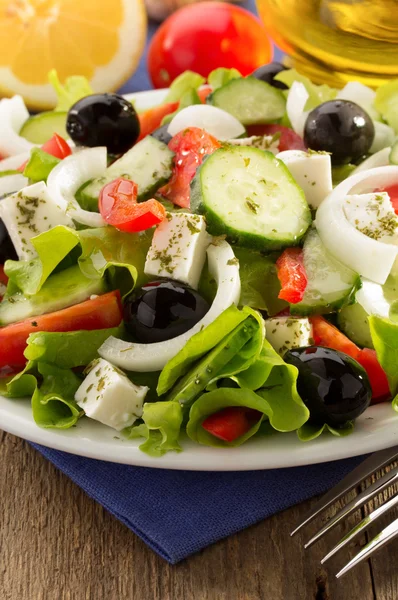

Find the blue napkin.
xmin=31 ymin=1 xmax=365 ymax=564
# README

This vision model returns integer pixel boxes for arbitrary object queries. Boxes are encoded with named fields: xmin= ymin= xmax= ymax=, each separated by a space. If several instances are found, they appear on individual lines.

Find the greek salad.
xmin=1 ymin=65 xmax=398 ymax=457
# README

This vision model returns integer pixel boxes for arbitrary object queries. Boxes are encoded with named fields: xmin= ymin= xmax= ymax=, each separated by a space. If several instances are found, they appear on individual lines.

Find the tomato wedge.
xmin=356 ymin=348 xmax=390 ymax=402
xmin=310 ymin=316 xmax=389 ymax=401
xmin=160 ymin=127 xmax=221 ymax=208
xmin=0 ymin=291 xmax=123 ymax=370
xmin=246 ymin=124 xmax=306 ymax=152
xmin=202 ymin=407 xmax=261 ymax=442
xmin=276 ymin=248 xmax=308 ymax=304
xmin=18 ymin=133 xmax=71 ymax=171
xmin=99 ymin=178 xmax=166 ymax=232
xmin=380 ymin=184 xmax=398 ymax=215
xmin=137 ymin=101 xmax=179 ymax=142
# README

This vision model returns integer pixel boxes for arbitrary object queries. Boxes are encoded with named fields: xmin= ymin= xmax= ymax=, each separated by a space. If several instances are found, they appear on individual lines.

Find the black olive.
xmin=251 ymin=62 xmax=288 ymax=89
xmin=151 ymin=123 xmax=172 ymax=145
xmin=303 ymin=100 xmax=375 ymax=165
xmin=0 ymin=220 xmax=17 ymax=263
xmin=123 ymin=280 xmax=210 ymax=343
xmin=284 ymin=346 xmax=371 ymax=426
xmin=66 ymin=93 xmax=140 ymax=154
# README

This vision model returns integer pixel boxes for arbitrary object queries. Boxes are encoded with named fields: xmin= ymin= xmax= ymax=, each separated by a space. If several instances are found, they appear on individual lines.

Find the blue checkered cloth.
xmin=32 ymin=2 xmax=364 ymax=564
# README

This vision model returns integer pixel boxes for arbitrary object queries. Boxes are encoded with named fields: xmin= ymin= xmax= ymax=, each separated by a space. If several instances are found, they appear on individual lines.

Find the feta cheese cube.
xmin=343 ymin=192 xmax=398 ymax=245
xmin=75 ymin=358 xmax=149 ymax=431
xmin=144 ymin=212 xmax=210 ymax=289
xmin=265 ymin=316 xmax=313 ymax=356
xmin=277 ymin=150 xmax=333 ymax=209
xmin=0 ymin=181 xmax=74 ymax=260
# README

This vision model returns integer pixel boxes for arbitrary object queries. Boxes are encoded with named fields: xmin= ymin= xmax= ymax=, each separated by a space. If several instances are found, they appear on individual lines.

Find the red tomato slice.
xmin=202 ymin=407 xmax=262 ymax=442
xmin=379 ymin=184 xmax=398 ymax=214
xmin=160 ymin=127 xmax=221 ymax=208
xmin=0 ymin=265 xmax=8 ymax=286
xmin=276 ymin=248 xmax=308 ymax=304
xmin=0 ymin=291 xmax=123 ymax=370
xmin=310 ymin=316 xmax=361 ymax=358
xmin=41 ymin=133 xmax=72 ymax=159
xmin=246 ymin=124 xmax=306 ymax=152
xmin=356 ymin=348 xmax=391 ymax=402
xmin=137 ymin=101 xmax=179 ymax=142
xmin=197 ymin=86 xmax=212 ymax=103
xmin=18 ymin=133 xmax=71 ymax=171
xmin=99 ymin=178 xmax=166 ymax=232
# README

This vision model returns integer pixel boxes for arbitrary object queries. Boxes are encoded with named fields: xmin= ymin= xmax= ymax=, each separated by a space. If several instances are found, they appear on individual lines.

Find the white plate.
xmin=1 ymin=89 xmax=398 ymax=471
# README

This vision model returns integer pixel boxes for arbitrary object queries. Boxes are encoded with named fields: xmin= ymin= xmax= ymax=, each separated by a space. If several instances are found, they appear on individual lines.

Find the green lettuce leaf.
xmin=5 ymin=225 xmax=152 ymax=297
xmin=1 ymin=361 xmax=83 ymax=429
xmin=235 ymin=339 xmax=309 ymax=432
xmin=374 ymin=79 xmax=398 ymax=133
xmin=208 ymin=68 xmax=242 ymax=90
xmin=164 ymin=71 xmax=205 ymax=103
xmin=49 ymin=69 xmax=93 ymax=112
xmin=126 ymin=401 xmax=183 ymax=457
xmin=369 ymin=315 xmax=398 ymax=396
xmin=332 ymin=164 xmax=356 ymax=186
xmin=186 ymin=388 xmax=272 ymax=448
xmin=23 ymin=148 xmax=60 ymax=182
xmin=274 ymin=68 xmax=337 ymax=110
xmin=297 ymin=420 xmax=354 ymax=441
xmin=156 ymin=305 xmax=249 ymax=396
xmin=24 ymin=325 xmax=124 ymax=369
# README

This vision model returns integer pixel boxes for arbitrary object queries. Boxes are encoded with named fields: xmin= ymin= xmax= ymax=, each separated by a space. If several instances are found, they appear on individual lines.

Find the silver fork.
xmin=291 ymin=445 xmax=398 ymax=578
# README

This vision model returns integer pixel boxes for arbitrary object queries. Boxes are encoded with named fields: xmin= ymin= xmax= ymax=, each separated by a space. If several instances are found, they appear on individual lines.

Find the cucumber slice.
xmin=338 ymin=303 xmax=374 ymax=349
xmin=191 ymin=146 xmax=311 ymax=251
xmin=19 ymin=111 xmax=68 ymax=144
xmin=0 ymin=265 xmax=106 ymax=326
xmin=76 ymin=136 xmax=174 ymax=212
xmin=291 ymin=228 xmax=361 ymax=316
xmin=207 ymin=77 xmax=286 ymax=125
xmin=390 ymin=140 xmax=398 ymax=165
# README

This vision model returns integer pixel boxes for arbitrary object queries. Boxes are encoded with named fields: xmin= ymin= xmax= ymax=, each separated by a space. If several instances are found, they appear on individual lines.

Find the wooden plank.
xmin=0 ymin=431 xmax=380 ymax=600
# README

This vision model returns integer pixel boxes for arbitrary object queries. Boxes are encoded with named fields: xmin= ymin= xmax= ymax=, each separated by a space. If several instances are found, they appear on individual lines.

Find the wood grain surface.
xmin=1 ymin=430 xmax=397 ymax=600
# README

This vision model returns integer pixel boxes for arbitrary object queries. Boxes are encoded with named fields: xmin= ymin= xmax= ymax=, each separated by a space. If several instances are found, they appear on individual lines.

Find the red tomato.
xmin=147 ymin=2 xmax=272 ymax=88
xmin=276 ymin=248 xmax=308 ymax=304
xmin=380 ymin=184 xmax=398 ymax=214
xmin=309 ymin=316 xmax=389 ymax=402
xmin=310 ymin=316 xmax=361 ymax=358
xmin=18 ymin=133 xmax=71 ymax=171
xmin=246 ymin=124 xmax=306 ymax=151
xmin=202 ymin=407 xmax=261 ymax=442
xmin=161 ymin=127 xmax=221 ymax=208
xmin=0 ymin=265 xmax=8 ymax=286
xmin=99 ymin=178 xmax=166 ymax=232
xmin=356 ymin=348 xmax=390 ymax=402
xmin=0 ymin=291 xmax=123 ymax=370
xmin=137 ymin=102 xmax=179 ymax=142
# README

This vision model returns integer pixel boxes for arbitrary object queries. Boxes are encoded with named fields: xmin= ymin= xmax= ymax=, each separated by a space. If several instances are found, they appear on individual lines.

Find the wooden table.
xmin=1 ymin=431 xmax=397 ymax=600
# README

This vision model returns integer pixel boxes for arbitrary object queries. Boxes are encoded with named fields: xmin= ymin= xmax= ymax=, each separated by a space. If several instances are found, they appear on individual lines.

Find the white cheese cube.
xmin=144 ymin=212 xmax=210 ymax=289
xmin=75 ymin=358 xmax=148 ymax=431
xmin=277 ymin=150 xmax=333 ymax=209
xmin=343 ymin=192 xmax=398 ymax=245
xmin=0 ymin=181 xmax=74 ymax=260
xmin=265 ymin=316 xmax=313 ymax=356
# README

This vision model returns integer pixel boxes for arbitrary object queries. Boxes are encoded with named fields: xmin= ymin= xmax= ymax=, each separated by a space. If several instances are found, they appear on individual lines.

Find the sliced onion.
xmin=315 ymin=166 xmax=398 ymax=284
xmin=0 ymin=96 xmax=36 ymax=157
xmin=286 ymin=82 xmax=309 ymax=138
xmin=0 ymin=173 xmax=28 ymax=196
xmin=47 ymin=147 xmax=107 ymax=228
xmin=353 ymin=147 xmax=391 ymax=174
xmin=370 ymin=121 xmax=395 ymax=154
xmin=337 ymin=82 xmax=378 ymax=119
xmin=356 ymin=279 xmax=391 ymax=318
xmin=0 ymin=151 xmax=30 ymax=171
xmin=99 ymin=240 xmax=241 ymax=372
xmin=167 ymin=105 xmax=245 ymax=140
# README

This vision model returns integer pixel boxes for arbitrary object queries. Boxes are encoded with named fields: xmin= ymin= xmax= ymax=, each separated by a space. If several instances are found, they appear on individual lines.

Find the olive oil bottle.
xmin=256 ymin=0 xmax=398 ymax=87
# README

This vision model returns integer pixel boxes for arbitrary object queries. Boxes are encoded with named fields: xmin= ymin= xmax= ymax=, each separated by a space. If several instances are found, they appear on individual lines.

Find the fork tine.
xmin=322 ymin=490 xmax=398 ymax=565
xmin=336 ymin=514 xmax=398 ymax=578
xmin=291 ymin=445 xmax=398 ymax=536
xmin=304 ymin=468 xmax=398 ymax=549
